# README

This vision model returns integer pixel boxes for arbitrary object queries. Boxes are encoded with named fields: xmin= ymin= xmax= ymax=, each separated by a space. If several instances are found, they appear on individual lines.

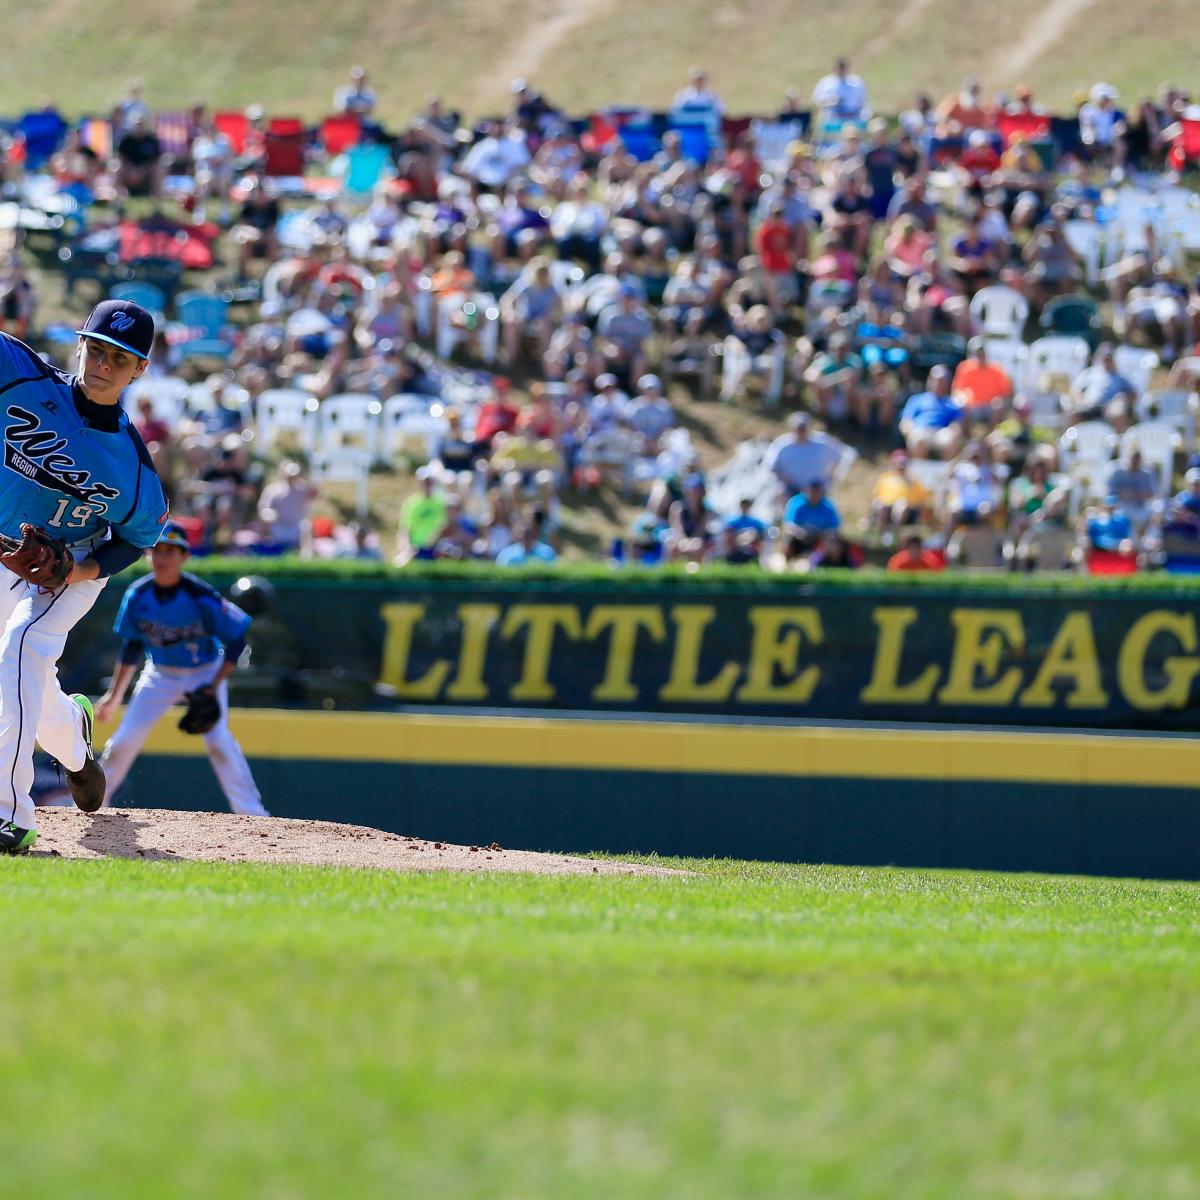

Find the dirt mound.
xmin=29 ymin=808 xmax=680 ymax=877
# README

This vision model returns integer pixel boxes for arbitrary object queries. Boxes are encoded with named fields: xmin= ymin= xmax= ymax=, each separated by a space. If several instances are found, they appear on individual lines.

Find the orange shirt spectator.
xmin=952 ymin=355 xmax=1013 ymax=409
xmin=431 ymin=251 xmax=476 ymax=297
xmin=888 ymin=538 xmax=944 ymax=571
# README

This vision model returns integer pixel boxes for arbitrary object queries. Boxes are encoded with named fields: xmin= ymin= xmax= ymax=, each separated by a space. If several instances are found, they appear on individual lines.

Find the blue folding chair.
xmin=174 ymin=290 xmax=234 ymax=360
xmin=17 ymin=110 xmax=68 ymax=170
xmin=109 ymin=281 xmax=166 ymax=322
xmin=619 ymin=123 xmax=660 ymax=162
xmin=672 ymin=122 xmax=712 ymax=164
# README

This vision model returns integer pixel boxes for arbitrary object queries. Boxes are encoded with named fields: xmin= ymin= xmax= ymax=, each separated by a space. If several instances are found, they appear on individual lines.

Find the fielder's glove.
xmin=178 ymin=685 xmax=221 ymax=735
xmin=0 ymin=524 xmax=72 ymax=592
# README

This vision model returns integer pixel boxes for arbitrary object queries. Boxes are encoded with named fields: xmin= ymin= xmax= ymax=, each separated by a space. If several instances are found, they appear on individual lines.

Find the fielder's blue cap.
xmin=76 ymin=299 xmax=155 ymax=361
xmin=157 ymin=522 xmax=191 ymax=551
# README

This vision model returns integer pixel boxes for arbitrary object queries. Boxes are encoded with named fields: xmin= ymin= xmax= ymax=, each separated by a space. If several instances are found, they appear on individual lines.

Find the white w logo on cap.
xmin=109 ymin=311 xmax=135 ymax=332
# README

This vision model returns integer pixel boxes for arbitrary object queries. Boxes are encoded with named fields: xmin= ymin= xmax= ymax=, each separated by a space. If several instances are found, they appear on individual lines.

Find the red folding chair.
xmin=995 ymin=111 xmax=1051 ymax=148
xmin=319 ymin=113 xmax=362 ymax=156
xmin=214 ymin=110 xmax=249 ymax=155
xmin=263 ymin=131 xmax=305 ymax=176
xmin=268 ymin=116 xmax=305 ymax=138
xmin=580 ymin=114 xmax=618 ymax=155
xmin=1086 ymin=548 xmax=1138 ymax=575
xmin=1169 ymin=118 xmax=1200 ymax=170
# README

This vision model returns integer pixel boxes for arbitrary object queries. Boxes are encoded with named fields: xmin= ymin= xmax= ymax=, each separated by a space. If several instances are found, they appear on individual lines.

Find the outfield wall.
xmin=94 ymin=710 xmax=1200 ymax=880
xmin=65 ymin=566 xmax=1200 ymax=731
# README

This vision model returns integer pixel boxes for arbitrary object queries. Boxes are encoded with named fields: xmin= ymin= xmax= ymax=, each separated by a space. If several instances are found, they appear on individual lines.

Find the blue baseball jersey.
xmin=114 ymin=573 xmax=252 ymax=668
xmin=0 ymin=333 xmax=166 ymax=548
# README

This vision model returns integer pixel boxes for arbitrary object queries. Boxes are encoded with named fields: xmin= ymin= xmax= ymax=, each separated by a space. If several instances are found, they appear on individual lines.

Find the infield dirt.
xmin=29 ymin=808 xmax=681 ymax=876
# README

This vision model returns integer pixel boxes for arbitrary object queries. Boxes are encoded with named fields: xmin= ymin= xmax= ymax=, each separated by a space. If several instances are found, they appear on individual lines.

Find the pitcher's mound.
xmin=30 ymin=808 xmax=681 ymax=877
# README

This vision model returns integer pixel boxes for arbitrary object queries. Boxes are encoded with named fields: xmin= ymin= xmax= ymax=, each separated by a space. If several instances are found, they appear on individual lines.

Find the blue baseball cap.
xmin=157 ymin=522 xmax=191 ymax=551
xmin=76 ymin=299 xmax=156 ymax=360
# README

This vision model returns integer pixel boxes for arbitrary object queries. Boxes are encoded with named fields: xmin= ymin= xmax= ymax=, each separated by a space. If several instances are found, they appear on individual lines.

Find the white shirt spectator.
xmin=764 ymin=429 xmax=848 ymax=491
xmin=258 ymin=470 xmax=318 ymax=548
xmin=812 ymin=70 xmax=868 ymax=123
xmin=334 ymin=82 xmax=376 ymax=116
xmin=550 ymin=196 xmax=608 ymax=241
xmin=673 ymin=83 xmax=725 ymax=118
xmin=461 ymin=131 xmax=531 ymax=188
xmin=588 ymin=389 xmax=628 ymax=431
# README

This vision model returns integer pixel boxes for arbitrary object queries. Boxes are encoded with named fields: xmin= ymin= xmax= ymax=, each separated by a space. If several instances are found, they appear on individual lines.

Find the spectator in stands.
xmin=872 ymin=450 xmax=930 ymax=537
xmin=952 ymin=338 xmax=1013 ymax=426
xmin=597 ymin=283 xmax=653 ymax=384
xmin=886 ymin=176 xmax=938 ymax=233
xmin=947 ymin=442 xmax=1000 ymax=524
xmin=232 ymin=176 xmax=281 ymax=279
xmin=1021 ymin=217 xmax=1082 ymax=301
xmin=115 ymin=112 xmax=163 ymax=197
xmin=113 ymin=81 xmax=150 ymax=140
xmin=499 ymin=257 xmax=562 ymax=364
xmin=496 ymin=511 xmax=557 ymax=565
xmin=333 ymin=66 xmax=376 ymax=117
xmin=257 ymin=461 xmax=319 ymax=554
xmin=1068 ymin=343 xmax=1135 ymax=421
xmin=937 ymin=78 xmax=991 ymax=137
xmin=627 ymin=374 xmax=675 ymax=450
xmin=1084 ymin=495 xmax=1137 ymax=558
xmin=667 ymin=474 xmax=715 ymax=562
xmin=461 ymin=120 xmax=531 ymax=190
xmin=1107 ymin=448 xmax=1159 ymax=531
xmin=808 ymin=530 xmax=864 ymax=569
xmin=0 ymin=263 xmax=34 ymax=341
xmin=900 ymin=366 xmax=965 ymax=458
xmin=755 ymin=202 xmax=799 ymax=313
xmin=884 ymin=214 xmax=932 ymax=280
xmin=764 ymin=412 xmax=847 ymax=497
xmin=397 ymin=466 xmax=448 ymax=563
xmin=1169 ymin=468 xmax=1200 ymax=526
xmin=673 ymin=67 xmax=725 ymax=119
xmin=804 ymin=331 xmax=863 ymax=423
xmin=782 ymin=478 xmax=840 ymax=557
xmin=1079 ymin=84 xmax=1124 ymax=163
xmin=473 ymin=380 xmax=520 ymax=451
xmin=812 ymin=58 xmax=868 ymax=125
xmin=889 ymin=532 xmax=945 ymax=572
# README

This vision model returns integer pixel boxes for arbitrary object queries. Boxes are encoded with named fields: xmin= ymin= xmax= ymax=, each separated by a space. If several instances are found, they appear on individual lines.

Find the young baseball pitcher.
xmin=0 ymin=300 xmax=167 ymax=854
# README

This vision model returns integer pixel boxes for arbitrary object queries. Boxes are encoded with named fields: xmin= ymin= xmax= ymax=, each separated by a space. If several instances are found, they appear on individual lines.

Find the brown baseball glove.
xmin=0 ymin=524 xmax=72 ymax=592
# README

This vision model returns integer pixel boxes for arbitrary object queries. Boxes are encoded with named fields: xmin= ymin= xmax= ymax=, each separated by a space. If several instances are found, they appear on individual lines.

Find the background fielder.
xmin=0 ymin=301 xmax=167 ymax=852
xmin=96 ymin=523 xmax=269 ymax=816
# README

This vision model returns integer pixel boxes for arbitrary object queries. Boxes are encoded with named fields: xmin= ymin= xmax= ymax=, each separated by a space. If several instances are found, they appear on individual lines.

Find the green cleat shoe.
xmin=0 ymin=821 xmax=36 ymax=855
xmin=66 ymin=695 xmax=105 ymax=814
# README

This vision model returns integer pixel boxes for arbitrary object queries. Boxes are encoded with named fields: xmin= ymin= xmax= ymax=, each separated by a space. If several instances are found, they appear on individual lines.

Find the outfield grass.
xmin=3 ymin=855 xmax=1198 ymax=1197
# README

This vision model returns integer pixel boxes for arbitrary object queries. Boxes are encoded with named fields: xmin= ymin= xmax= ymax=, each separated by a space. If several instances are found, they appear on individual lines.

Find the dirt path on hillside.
xmin=988 ymin=0 xmax=1096 ymax=84
xmin=858 ymin=0 xmax=940 ymax=63
xmin=483 ymin=0 xmax=616 ymax=99
xmin=28 ymin=809 xmax=683 ymax=877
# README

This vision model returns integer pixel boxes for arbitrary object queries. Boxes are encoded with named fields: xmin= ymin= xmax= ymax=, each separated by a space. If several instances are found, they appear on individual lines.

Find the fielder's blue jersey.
xmin=114 ymin=573 xmax=252 ymax=668
xmin=0 ymin=333 xmax=166 ymax=548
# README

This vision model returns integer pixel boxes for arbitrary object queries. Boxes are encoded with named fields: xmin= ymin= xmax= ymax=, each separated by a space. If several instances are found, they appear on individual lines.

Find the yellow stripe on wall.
xmin=93 ymin=709 xmax=1200 ymax=790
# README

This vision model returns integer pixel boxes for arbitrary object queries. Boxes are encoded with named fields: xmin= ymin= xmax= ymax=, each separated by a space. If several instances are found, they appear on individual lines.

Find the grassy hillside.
xmin=4 ymin=854 xmax=1199 ymax=1197
xmin=2 ymin=0 xmax=1197 ymax=122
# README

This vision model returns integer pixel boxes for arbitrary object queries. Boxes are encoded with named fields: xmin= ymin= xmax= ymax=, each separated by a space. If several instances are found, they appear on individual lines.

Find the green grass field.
xmin=4 ymin=855 xmax=1199 ymax=1198
xmin=1 ymin=0 xmax=1198 ymax=120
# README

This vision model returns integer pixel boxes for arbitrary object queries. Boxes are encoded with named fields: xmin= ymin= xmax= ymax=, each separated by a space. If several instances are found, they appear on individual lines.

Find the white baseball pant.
xmin=0 ymin=567 xmax=104 ymax=832
xmin=101 ymin=660 xmax=269 ymax=816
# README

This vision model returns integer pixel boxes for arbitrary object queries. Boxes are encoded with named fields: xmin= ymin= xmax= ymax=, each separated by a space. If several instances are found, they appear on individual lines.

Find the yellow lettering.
xmin=378 ymin=603 xmax=449 ymax=699
xmin=658 ymin=605 xmax=740 ymax=702
xmin=1117 ymin=611 xmax=1200 ymax=711
xmin=937 ymin=609 xmax=1025 ymax=706
xmin=500 ymin=605 xmax=583 ymax=701
xmin=585 ymin=605 xmax=666 ymax=703
xmin=444 ymin=604 xmax=501 ymax=702
xmin=735 ymin=607 xmax=823 ymax=703
xmin=860 ymin=607 xmax=939 ymax=704
xmin=1019 ymin=611 xmax=1109 ymax=709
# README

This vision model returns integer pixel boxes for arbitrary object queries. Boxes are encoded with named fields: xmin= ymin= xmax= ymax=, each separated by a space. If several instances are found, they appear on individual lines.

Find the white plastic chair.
xmin=719 ymin=336 xmax=785 ymax=407
xmin=317 ymin=394 xmax=382 ymax=460
xmin=125 ymin=376 xmax=190 ymax=423
xmin=1060 ymin=420 xmax=1117 ymax=474
xmin=1062 ymin=219 xmax=1103 ymax=285
xmin=1120 ymin=420 xmax=1181 ymax=497
xmin=185 ymin=380 xmax=251 ymax=420
xmin=379 ymin=410 xmax=448 ymax=463
xmin=311 ymin=447 xmax=373 ymax=516
xmin=1136 ymin=389 xmax=1196 ymax=447
xmin=1023 ymin=391 xmax=1068 ymax=431
xmin=970 ymin=285 xmax=1029 ymax=341
xmin=984 ymin=339 xmax=1029 ymax=392
xmin=1113 ymin=346 xmax=1158 ymax=397
xmin=1028 ymin=336 xmax=1090 ymax=392
xmin=255 ymin=388 xmax=316 ymax=454
xmin=435 ymin=292 xmax=500 ymax=363
xmin=906 ymin=459 xmax=950 ymax=517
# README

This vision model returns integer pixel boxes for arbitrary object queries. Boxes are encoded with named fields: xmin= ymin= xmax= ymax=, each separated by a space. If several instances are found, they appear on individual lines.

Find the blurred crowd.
xmin=4 ymin=63 xmax=1200 ymax=571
